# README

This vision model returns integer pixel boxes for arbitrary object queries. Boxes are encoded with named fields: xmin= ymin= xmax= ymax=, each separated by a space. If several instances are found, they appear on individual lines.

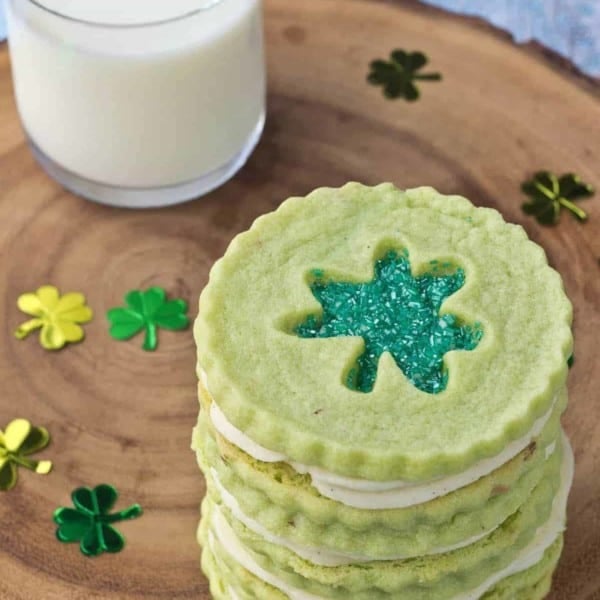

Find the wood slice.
xmin=0 ymin=0 xmax=598 ymax=598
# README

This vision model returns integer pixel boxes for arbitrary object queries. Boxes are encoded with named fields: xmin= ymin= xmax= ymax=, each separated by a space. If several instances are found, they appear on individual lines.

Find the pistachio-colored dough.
xmin=198 ymin=444 xmax=561 ymax=600
xmin=193 ymin=386 xmax=566 ymax=559
xmin=200 ymin=534 xmax=562 ymax=600
xmin=195 ymin=183 xmax=572 ymax=481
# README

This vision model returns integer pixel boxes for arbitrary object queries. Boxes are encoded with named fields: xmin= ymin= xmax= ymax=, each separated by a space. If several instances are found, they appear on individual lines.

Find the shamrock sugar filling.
xmin=294 ymin=250 xmax=482 ymax=394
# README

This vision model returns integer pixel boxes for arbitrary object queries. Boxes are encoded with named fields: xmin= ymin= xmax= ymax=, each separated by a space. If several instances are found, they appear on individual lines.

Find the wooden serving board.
xmin=0 ymin=1 xmax=598 ymax=598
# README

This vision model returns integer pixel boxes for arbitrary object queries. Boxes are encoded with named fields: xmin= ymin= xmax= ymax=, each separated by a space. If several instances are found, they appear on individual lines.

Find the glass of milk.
xmin=5 ymin=0 xmax=266 ymax=208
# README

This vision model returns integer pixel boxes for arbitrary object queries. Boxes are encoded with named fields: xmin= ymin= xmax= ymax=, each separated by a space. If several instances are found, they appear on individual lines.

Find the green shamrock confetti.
xmin=367 ymin=49 xmax=441 ymax=101
xmin=294 ymin=250 xmax=482 ymax=394
xmin=521 ymin=171 xmax=594 ymax=225
xmin=54 ymin=484 xmax=143 ymax=557
xmin=0 ymin=418 xmax=52 ymax=491
xmin=107 ymin=287 xmax=189 ymax=351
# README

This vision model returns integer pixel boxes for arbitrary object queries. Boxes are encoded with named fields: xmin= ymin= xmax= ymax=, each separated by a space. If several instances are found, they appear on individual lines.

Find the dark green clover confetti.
xmin=294 ymin=250 xmax=482 ymax=394
xmin=107 ymin=287 xmax=189 ymax=351
xmin=54 ymin=484 xmax=142 ymax=557
xmin=367 ymin=49 xmax=441 ymax=101
xmin=521 ymin=171 xmax=594 ymax=225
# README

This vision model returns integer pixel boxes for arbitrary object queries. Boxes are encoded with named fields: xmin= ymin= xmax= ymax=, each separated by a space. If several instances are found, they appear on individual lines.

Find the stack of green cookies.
xmin=192 ymin=183 xmax=574 ymax=600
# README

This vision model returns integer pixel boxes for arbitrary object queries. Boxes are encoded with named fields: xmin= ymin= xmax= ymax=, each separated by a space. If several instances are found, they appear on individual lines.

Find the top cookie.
xmin=195 ymin=183 xmax=572 ymax=481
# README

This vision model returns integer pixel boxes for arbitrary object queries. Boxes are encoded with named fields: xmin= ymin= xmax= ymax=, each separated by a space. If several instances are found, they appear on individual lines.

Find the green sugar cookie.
xmin=194 ymin=386 xmax=565 ymax=559
xmin=481 ymin=537 xmax=562 ymax=600
xmin=199 ymin=444 xmax=561 ymax=600
xmin=199 ymin=522 xmax=562 ymax=600
xmin=195 ymin=183 xmax=572 ymax=481
xmin=201 ymin=544 xmax=235 ymax=600
xmin=201 ymin=521 xmax=287 ymax=600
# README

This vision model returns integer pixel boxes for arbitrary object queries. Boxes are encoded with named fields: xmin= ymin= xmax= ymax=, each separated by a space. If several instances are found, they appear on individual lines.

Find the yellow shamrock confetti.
xmin=0 ymin=418 xmax=53 ymax=491
xmin=15 ymin=285 xmax=93 ymax=350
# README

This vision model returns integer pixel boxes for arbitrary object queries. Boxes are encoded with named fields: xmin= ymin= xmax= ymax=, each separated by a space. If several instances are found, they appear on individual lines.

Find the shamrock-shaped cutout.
xmin=54 ymin=484 xmax=143 ymax=556
xmin=107 ymin=287 xmax=189 ymax=351
xmin=0 ymin=419 xmax=52 ymax=491
xmin=294 ymin=251 xmax=482 ymax=394
xmin=15 ymin=286 xmax=93 ymax=350
xmin=368 ymin=49 xmax=441 ymax=101
xmin=521 ymin=171 xmax=594 ymax=225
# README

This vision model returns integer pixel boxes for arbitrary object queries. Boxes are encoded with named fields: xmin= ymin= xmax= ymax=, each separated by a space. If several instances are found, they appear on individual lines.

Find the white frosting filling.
xmin=228 ymin=587 xmax=242 ymax=600
xmin=210 ymin=400 xmax=287 ymax=464
xmin=208 ymin=431 xmax=573 ymax=600
xmin=545 ymin=440 xmax=557 ymax=460
xmin=454 ymin=430 xmax=573 ymax=599
xmin=209 ymin=514 xmax=324 ymax=600
xmin=209 ymin=467 xmax=496 ymax=566
xmin=204 ymin=368 xmax=558 ymax=509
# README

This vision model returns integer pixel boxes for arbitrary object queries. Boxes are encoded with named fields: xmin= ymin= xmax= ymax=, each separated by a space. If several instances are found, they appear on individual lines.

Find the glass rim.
xmin=23 ymin=0 xmax=224 ymax=28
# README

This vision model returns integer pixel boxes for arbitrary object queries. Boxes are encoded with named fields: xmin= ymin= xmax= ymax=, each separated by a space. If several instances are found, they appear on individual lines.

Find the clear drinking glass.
xmin=5 ymin=0 xmax=266 ymax=208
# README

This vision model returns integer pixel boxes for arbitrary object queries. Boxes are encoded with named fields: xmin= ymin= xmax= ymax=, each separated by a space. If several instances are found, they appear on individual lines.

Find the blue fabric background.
xmin=421 ymin=0 xmax=600 ymax=76
xmin=0 ymin=0 xmax=598 ymax=76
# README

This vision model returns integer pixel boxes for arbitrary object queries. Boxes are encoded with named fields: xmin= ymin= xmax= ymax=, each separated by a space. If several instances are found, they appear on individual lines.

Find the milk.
xmin=6 ymin=0 xmax=266 ymax=207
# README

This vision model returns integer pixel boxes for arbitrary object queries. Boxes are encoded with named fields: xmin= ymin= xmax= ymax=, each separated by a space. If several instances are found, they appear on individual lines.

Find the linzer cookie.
xmin=192 ymin=183 xmax=574 ymax=599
